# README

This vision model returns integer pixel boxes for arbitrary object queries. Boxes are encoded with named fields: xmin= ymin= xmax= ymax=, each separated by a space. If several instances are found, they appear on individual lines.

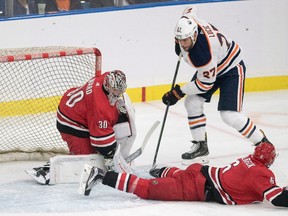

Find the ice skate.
xmin=25 ymin=162 xmax=50 ymax=185
xmin=181 ymin=140 xmax=209 ymax=165
xmin=255 ymin=129 xmax=272 ymax=146
xmin=83 ymin=166 xmax=106 ymax=196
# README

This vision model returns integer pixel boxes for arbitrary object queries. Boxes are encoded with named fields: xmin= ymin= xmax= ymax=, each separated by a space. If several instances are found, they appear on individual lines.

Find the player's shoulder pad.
xmin=189 ymin=30 xmax=212 ymax=68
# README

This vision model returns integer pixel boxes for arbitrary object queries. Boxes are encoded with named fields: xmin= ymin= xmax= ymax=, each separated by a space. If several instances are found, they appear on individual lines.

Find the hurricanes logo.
xmin=152 ymin=180 xmax=158 ymax=185
xmin=176 ymin=27 xmax=182 ymax=33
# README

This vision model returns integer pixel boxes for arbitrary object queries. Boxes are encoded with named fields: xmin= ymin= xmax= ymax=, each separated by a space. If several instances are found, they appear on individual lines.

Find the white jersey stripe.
xmin=90 ymin=133 xmax=115 ymax=141
xmin=91 ymin=140 xmax=115 ymax=147
xmin=123 ymin=174 xmax=130 ymax=192
xmin=56 ymin=116 xmax=89 ymax=132
xmin=57 ymin=109 xmax=89 ymax=131
xmin=237 ymin=64 xmax=244 ymax=111
xmin=209 ymin=167 xmax=235 ymax=205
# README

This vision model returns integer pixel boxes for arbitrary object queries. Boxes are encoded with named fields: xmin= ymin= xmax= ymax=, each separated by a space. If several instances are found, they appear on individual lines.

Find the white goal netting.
xmin=0 ymin=46 xmax=102 ymax=161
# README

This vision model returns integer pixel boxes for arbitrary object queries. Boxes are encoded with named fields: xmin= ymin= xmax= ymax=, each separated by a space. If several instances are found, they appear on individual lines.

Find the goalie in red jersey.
xmin=27 ymin=70 xmax=137 ymax=185
xmin=84 ymin=142 xmax=288 ymax=208
xmin=57 ymin=70 xmax=129 ymax=159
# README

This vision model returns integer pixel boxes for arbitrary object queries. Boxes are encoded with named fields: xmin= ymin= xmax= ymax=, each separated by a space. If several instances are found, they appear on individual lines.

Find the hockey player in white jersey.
xmin=162 ymin=6 xmax=271 ymax=164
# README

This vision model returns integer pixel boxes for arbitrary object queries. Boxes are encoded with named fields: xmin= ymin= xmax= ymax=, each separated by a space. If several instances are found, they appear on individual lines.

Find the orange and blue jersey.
xmin=177 ymin=15 xmax=243 ymax=96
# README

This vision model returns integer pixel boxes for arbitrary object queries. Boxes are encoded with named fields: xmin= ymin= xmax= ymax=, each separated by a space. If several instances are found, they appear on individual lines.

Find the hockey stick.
xmin=125 ymin=120 xmax=160 ymax=163
xmin=152 ymin=54 xmax=182 ymax=168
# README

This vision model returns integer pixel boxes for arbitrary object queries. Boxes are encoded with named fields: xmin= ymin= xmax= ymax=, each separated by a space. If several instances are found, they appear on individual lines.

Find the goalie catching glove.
xmin=162 ymin=84 xmax=185 ymax=106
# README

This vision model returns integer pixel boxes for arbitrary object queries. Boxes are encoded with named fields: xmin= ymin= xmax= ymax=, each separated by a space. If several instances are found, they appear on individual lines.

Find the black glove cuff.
xmin=174 ymin=85 xmax=185 ymax=98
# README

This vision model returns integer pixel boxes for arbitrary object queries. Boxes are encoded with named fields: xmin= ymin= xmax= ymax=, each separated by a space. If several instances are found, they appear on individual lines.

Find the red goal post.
xmin=0 ymin=47 xmax=102 ymax=162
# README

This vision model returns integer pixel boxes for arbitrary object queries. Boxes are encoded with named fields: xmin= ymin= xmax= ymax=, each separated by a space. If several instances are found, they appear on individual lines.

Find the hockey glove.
xmin=116 ymin=98 xmax=127 ymax=114
xmin=162 ymin=84 xmax=185 ymax=106
xmin=149 ymin=167 xmax=166 ymax=178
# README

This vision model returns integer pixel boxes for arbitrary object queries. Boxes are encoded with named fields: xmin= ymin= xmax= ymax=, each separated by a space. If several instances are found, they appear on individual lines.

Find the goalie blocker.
xmin=26 ymin=93 xmax=136 ymax=185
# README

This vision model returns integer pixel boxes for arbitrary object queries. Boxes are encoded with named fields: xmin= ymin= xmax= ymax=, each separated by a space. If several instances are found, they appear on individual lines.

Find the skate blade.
xmin=182 ymin=156 xmax=209 ymax=166
xmin=78 ymin=163 xmax=93 ymax=195
xmin=25 ymin=169 xmax=48 ymax=185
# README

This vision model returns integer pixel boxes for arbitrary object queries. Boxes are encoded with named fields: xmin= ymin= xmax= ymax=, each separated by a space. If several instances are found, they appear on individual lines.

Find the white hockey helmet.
xmin=174 ymin=16 xmax=198 ymax=43
xmin=103 ymin=70 xmax=127 ymax=105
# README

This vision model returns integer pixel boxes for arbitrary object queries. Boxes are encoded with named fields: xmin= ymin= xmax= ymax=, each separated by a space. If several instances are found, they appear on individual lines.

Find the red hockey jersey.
xmin=205 ymin=155 xmax=283 ymax=205
xmin=56 ymin=72 xmax=119 ymax=148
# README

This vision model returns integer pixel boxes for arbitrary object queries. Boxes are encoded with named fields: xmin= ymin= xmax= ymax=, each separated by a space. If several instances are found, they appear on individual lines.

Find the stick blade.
xmin=125 ymin=120 xmax=160 ymax=163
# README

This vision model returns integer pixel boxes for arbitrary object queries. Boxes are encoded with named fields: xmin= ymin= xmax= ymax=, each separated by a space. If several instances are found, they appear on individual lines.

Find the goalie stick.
xmin=125 ymin=120 xmax=160 ymax=163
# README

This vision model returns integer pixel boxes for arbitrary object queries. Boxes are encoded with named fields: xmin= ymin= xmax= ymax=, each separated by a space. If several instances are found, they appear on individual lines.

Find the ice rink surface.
xmin=0 ymin=90 xmax=287 ymax=216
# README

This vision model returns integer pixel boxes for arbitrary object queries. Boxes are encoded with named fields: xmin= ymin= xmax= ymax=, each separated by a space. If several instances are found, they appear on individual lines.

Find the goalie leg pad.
xmin=113 ymin=144 xmax=133 ymax=174
xmin=49 ymin=154 xmax=106 ymax=184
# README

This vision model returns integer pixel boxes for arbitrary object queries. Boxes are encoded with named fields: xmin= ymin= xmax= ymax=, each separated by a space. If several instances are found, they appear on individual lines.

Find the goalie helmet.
xmin=253 ymin=142 xmax=276 ymax=167
xmin=103 ymin=70 xmax=127 ymax=106
xmin=174 ymin=17 xmax=198 ymax=44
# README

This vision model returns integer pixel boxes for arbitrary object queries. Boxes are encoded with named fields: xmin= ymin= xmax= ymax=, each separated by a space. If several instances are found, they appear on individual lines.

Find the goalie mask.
xmin=175 ymin=17 xmax=198 ymax=46
xmin=253 ymin=142 xmax=276 ymax=167
xmin=103 ymin=70 xmax=127 ymax=106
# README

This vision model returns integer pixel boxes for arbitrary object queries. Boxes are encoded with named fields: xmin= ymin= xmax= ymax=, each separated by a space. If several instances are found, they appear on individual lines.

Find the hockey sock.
xmin=102 ymin=171 xmax=149 ymax=199
xmin=102 ymin=171 xmax=118 ymax=188
xmin=220 ymin=111 xmax=264 ymax=143
xmin=103 ymin=171 xmax=138 ymax=192
xmin=188 ymin=114 xmax=206 ymax=141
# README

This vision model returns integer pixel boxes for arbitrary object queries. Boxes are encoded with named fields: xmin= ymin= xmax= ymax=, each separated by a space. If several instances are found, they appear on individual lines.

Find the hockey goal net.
xmin=0 ymin=47 xmax=102 ymax=162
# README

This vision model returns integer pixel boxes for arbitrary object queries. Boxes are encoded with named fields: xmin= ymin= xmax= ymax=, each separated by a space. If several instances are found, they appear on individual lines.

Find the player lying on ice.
xmin=82 ymin=142 xmax=288 ymax=208
xmin=26 ymin=70 xmax=137 ymax=185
